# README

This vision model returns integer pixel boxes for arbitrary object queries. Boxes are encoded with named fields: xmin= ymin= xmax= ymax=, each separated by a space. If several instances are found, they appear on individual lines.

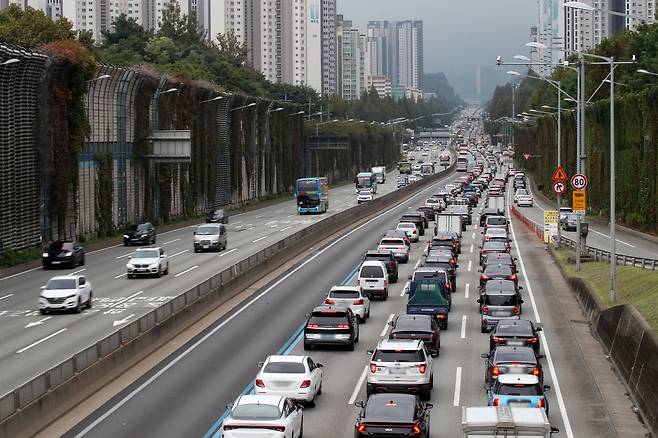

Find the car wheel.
xmin=317 ymin=384 xmax=322 ymax=395
xmin=383 ymin=289 xmax=389 ymax=301
xmin=164 ymin=264 xmax=169 ymax=275
xmin=421 ymin=388 xmax=432 ymax=401
xmin=347 ymin=340 xmax=355 ymax=351
xmin=303 ymin=341 xmax=312 ymax=351
xmin=194 ymin=247 xmax=199 ymax=253
xmin=39 ymin=309 xmax=47 ymax=315
xmin=79 ymin=255 xmax=85 ymax=266
xmin=87 ymin=292 xmax=93 ymax=309
xmin=43 ymin=264 xmax=49 ymax=270
xmin=74 ymin=298 xmax=83 ymax=314
xmin=298 ymin=420 xmax=304 ymax=438
xmin=155 ymin=268 xmax=161 ymax=278
xmin=359 ymin=315 xmax=367 ymax=324
xmin=366 ymin=307 xmax=370 ymax=318
xmin=69 ymin=259 xmax=77 ymax=269
xmin=481 ymin=325 xmax=487 ymax=333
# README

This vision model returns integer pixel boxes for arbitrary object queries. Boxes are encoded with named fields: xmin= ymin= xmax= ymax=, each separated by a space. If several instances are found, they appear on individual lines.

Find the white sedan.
xmin=255 ymin=356 xmax=323 ymax=405
xmin=517 ymin=194 xmax=534 ymax=207
xmin=222 ymin=394 xmax=303 ymax=437
xmin=357 ymin=190 xmax=373 ymax=204
xmin=325 ymin=285 xmax=370 ymax=322
xmin=39 ymin=275 xmax=92 ymax=314
xmin=396 ymin=222 xmax=419 ymax=242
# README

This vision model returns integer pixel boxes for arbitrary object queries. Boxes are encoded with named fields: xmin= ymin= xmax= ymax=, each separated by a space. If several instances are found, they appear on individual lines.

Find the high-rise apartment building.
xmin=626 ymin=0 xmax=657 ymax=29
xmin=321 ymin=0 xmax=337 ymax=95
xmin=340 ymin=24 xmax=366 ymax=100
xmin=396 ymin=20 xmax=423 ymax=90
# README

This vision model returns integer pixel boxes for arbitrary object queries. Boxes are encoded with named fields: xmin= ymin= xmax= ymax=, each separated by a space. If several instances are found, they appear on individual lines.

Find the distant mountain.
xmin=423 ymin=72 xmax=463 ymax=107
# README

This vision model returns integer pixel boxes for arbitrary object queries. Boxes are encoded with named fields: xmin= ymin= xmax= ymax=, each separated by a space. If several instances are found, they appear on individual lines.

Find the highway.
xmin=0 ymin=166 xmax=417 ymax=397
xmin=518 ymin=184 xmax=658 ymax=259
xmin=62 ymin=155 xmax=632 ymax=438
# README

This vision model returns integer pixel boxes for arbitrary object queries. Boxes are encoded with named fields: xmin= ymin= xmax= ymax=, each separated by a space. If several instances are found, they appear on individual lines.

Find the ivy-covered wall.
xmin=514 ymin=88 xmax=658 ymax=233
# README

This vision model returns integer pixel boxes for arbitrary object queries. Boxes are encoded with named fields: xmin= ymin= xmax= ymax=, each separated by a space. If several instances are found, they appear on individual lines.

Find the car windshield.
xmin=381 ymin=239 xmax=404 ymax=246
xmin=483 ymin=242 xmax=507 ymax=250
xmin=398 ymin=223 xmax=414 ymax=229
xmin=496 ymin=323 xmax=532 ymax=336
xmin=127 ymin=224 xmax=149 ymax=231
xmin=309 ymin=315 xmax=349 ymax=326
xmin=485 ymin=281 xmax=516 ymax=292
xmin=329 ymin=290 xmax=360 ymax=299
xmin=566 ymin=214 xmax=579 ymax=221
xmin=231 ymin=403 xmax=281 ymax=420
xmin=263 ymin=362 xmax=305 ymax=374
xmin=196 ymin=226 xmax=219 ymax=235
xmin=133 ymin=250 xmax=160 ymax=259
xmin=497 ymin=384 xmax=542 ymax=396
xmin=360 ymin=266 xmax=384 ymax=278
xmin=297 ymin=180 xmax=318 ymax=191
xmin=364 ymin=397 xmax=414 ymax=422
xmin=487 ymin=254 xmax=512 ymax=264
xmin=46 ymin=278 xmax=76 ymax=289
xmin=484 ymin=266 xmax=512 ymax=275
xmin=516 ymin=189 xmax=527 ymax=195
xmin=485 ymin=294 xmax=519 ymax=306
xmin=494 ymin=347 xmax=536 ymax=363
xmin=487 ymin=217 xmax=507 ymax=225
xmin=373 ymin=349 xmax=425 ymax=362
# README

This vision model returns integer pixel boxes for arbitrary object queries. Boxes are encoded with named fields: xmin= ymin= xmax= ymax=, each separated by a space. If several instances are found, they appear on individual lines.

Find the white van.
xmin=357 ymin=261 xmax=389 ymax=301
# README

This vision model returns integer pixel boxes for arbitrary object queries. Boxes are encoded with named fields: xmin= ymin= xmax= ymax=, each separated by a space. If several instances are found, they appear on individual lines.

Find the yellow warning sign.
xmin=572 ymin=190 xmax=586 ymax=213
xmin=543 ymin=210 xmax=558 ymax=243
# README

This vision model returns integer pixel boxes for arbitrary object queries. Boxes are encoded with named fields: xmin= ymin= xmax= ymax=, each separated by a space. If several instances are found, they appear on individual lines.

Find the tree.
xmin=215 ymin=31 xmax=248 ymax=64
xmin=101 ymin=14 xmax=149 ymax=52
xmin=145 ymin=36 xmax=179 ymax=64
xmin=158 ymin=2 xmax=206 ymax=49
xmin=0 ymin=5 xmax=75 ymax=47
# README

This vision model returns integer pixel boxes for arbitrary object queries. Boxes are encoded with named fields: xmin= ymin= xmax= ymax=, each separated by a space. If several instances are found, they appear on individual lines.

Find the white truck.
xmin=435 ymin=213 xmax=463 ymax=237
xmin=461 ymin=406 xmax=559 ymax=438
xmin=371 ymin=166 xmax=386 ymax=184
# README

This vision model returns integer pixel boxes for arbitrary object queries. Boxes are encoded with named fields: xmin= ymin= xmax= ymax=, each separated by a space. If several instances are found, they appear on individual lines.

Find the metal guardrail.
xmin=509 ymin=205 xmax=658 ymax=271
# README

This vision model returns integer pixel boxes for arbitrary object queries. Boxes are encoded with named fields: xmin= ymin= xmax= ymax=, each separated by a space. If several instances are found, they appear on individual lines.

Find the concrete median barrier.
xmin=0 ymin=162 xmax=456 ymax=438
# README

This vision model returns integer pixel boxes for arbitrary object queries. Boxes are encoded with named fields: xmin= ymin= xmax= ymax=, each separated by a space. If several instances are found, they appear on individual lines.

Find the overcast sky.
xmin=336 ymin=0 xmax=536 ymax=101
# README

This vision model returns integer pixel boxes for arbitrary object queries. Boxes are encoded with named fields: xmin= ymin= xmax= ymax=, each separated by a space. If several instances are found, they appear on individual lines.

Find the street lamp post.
xmin=315 ymin=119 xmax=339 ymax=136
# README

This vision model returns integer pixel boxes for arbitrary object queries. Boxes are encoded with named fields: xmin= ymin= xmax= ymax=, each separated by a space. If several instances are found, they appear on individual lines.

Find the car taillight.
xmin=492 ymin=336 xmax=505 ymax=344
xmin=513 ymin=305 xmax=521 ymax=315
xmin=370 ymin=363 xmax=378 ymax=373
xmin=324 ymin=299 xmax=336 ymax=305
xmin=300 ymin=380 xmax=311 ymax=388
xmin=527 ymin=337 xmax=538 ymax=344
xmin=357 ymin=423 xmax=366 ymax=433
xmin=412 ymin=423 xmax=422 ymax=435
xmin=307 ymin=323 xmax=318 ymax=329
xmin=437 ymin=314 xmax=447 ymax=319
xmin=510 ymin=274 xmax=518 ymax=281
xmin=449 ymin=259 xmax=455 ymax=264
xmin=538 ymin=399 xmax=545 ymax=408
xmin=445 ymin=282 xmax=451 ymax=290
xmin=270 ymin=426 xmax=286 ymax=432
xmin=480 ymin=274 xmax=490 ymax=281
xmin=493 ymin=398 xmax=500 ymax=406
xmin=353 ymin=299 xmax=365 ymax=305
xmin=482 ymin=305 xmax=489 ymax=315
xmin=255 ymin=379 xmax=265 ymax=387
xmin=492 ymin=366 xmax=500 ymax=376
xmin=533 ymin=367 xmax=541 ymax=377
xmin=338 ymin=324 xmax=349 ymax=329
xmin=418 ymin=364 xmax=427 ymax=374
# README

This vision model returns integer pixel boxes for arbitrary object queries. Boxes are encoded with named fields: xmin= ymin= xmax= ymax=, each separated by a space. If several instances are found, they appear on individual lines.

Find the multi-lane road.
xmin=60 ymin=155 xmax=644 ymax=438
xmin=0 ymin=166 xmax=419 ymax=396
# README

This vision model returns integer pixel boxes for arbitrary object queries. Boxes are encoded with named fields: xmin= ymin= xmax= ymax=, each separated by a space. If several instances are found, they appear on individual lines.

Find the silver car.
xmin=325 ymin=286 xmax=370 ymax=322
xmin=193 ymin=223 xmax=227 ymax=252
xmin=478 ymin=290 xmax=523 ymax=332
xmin=367 ymin=339 xmax=433 ymax=400
xmin=127 ymin=247 xmax=169 ymax=278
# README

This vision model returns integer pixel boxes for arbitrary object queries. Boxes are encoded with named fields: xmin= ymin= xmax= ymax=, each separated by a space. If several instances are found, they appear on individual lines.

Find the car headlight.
xmin=42 ymin=253 xmax=49 ymax=258
xmin=127 ymin=264 xmax=134 ymax=269
xmin=63 ymin=251 xmax=73 ymax=256
xmin=66 ymin=294 xmax=77 ymax=300
xmin=149 ymin=263 xmax=159 ymax=268
xmin=123 ymin=234 xmax=129 ymax=238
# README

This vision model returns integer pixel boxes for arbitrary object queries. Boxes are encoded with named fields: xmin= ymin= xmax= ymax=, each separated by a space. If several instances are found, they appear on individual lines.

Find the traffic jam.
xmin=219 ymin=132 xmax=558 ymax=437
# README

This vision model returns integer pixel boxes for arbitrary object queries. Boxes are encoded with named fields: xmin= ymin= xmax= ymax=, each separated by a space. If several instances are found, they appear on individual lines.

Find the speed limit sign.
xmin=570 ymin=173 xmax=588 ymax=190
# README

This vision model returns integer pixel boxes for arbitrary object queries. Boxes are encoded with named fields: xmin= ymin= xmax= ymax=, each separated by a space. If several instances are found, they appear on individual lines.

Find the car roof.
xmin=265 ymin=355 xmax=305 ymax=363
xmin=48 ymin=275 xmax=81 ymax=281
xmin=361 ymin=260 xmax=387 ymax=267
xmin=330 ymin=285 xmax=361 ymax=292
xmin=236 ymin=394 xmax=284 ymax=407
xmin=393 ymin=316 xmax=433 ymax=331
xmin=312 ymin=304 xmax=350 ymax=314
xmin=365 ymin=250 xmax=393 ymax=257
xmin=377 ymin=339 xmax=423 ymax=351
xmin=484 ymin=264 xmax=513 ymax=272
xmin=497 ymin=374 xmax=539 ymax=385
xmin=134 ymin=247 xmax=161 ymax=251
xmin=495 ymin=320 xmax=533 ymax=332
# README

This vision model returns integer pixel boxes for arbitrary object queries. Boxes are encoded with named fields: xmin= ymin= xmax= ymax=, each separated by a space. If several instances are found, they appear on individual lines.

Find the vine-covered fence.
xmin=0 ymin=44 xmax=399 ymax=252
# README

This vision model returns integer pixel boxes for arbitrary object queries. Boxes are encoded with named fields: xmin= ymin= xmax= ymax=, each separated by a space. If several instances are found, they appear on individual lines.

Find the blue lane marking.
xmin=202 ymin=262 xmax=362 ymax=438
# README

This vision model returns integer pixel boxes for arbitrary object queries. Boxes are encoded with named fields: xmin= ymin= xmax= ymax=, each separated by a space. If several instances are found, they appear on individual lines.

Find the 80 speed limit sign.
xmin=570 ymin=173 xmax=588 ymax=190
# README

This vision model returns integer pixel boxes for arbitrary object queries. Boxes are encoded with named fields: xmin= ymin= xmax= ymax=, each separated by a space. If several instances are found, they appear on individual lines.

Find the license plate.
xmin=509 ymin=401 xmax=531 ymax=407
xmin=51 ymin=261 xmax=61 ymax=265
xmin=508 ymin=367 xmax=525 ymax=374
xmin=493 ymin=312 xmax=509 ymax=317
xmin=508 ymin=340 xmax=524 ymax=346
xmin=390 ymin=368 xmax=406 ymax=375
xmin=202 ymin=245 xmax=209 ymax=249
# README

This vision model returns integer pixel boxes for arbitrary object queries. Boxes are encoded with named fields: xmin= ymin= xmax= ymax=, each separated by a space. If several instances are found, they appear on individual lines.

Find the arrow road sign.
xmin=570 ymin=173 xmax=588 ymax=190
xmin=552 ymin=165 xmax=567 ymax=181
xmin=552 ymin=181 xmax=566 ymax=194
xmin=25 ymin=317 xmax=51 ymax=328
xmin=113 ymin=313 xmax=135 ymax=327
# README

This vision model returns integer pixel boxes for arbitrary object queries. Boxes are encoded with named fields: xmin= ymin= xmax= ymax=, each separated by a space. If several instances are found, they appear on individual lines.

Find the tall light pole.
xmin=506 ymin=71 xmax=519 ymax=147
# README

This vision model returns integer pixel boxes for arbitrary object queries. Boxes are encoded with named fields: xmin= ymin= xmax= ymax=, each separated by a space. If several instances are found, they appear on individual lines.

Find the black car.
xmin=490 ymin=319 xmax=542 ymax=355
xmin=479 ymin=241 xmax=510 ymax=265
xmin=482 ymin=346 xmax=544 ymax=386
xmin=42 ymin=241 xmax=85 ymax=269
xmin=304 ymin=305 xmax=359 ymax=351
xmin=399 ymin=214 xmax=426 ymax=236
xmin=123 ymin=223 xmax=156 ymax=246
xmin=416 ymin=206 xmax=435 ymax=221
xmin=428 ymin=235 xmax=458 ymax=257
xmin=364 ymin=250 xmax=399 ymax=283
xmin=479 ymin=264 xmax=518 ymax=290
xmin=480 ymin=279 xmax=521 ymax=297
xmin=389 ymin=314 xmax=441 ymax=356
xmin=354 ymin=394 xmax=432 ymax=438
xmin=206 ymin=208 xmax=229 ymax=224
xmin=479 ymin=208 xmax=504 ymax=227
xmin=483 ymin=252 xmax=517 ymax=273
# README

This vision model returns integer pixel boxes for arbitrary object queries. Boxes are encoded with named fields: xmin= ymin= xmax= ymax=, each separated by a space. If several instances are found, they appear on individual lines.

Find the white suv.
xmin=325 ymin=286 xmax=370 ymax=322
xmin=378 ymin=237 xmax=409 ymax=263
xmin=39 ymin=275 xmax=92 ymax=314
xmin=357 ymin=260 xmax=389 ymax=301
xmin=127 ymin=247 xmax=169 ymax=278
xmin=367 ymin=339 xmax=433 ymax=400
xmin=396 ymin=222 xmax=419 ymax=242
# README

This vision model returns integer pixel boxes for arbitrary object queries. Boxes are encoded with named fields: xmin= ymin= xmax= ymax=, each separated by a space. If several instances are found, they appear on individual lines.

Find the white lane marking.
xmin=106 ymin=290 xmax=144 ymax=309
xmin=219 ymin=248 xmax=238 ymax=257
xmin=72 ymin=171 xmax=458 ymax=437
xmin=162 ymin=238 xmax=181 ymax=245
xmin=17 ymin=328 xmax=68 ymax=354
xmin=25 ymin=317 xmax=51 ymax=328
xmin=591 ymin=230 xmax=637 ymax=248
xmin=0 ymin=293 xmax=14 ymax=300
xmin=469 ymin=244 xmax=474 ymax=253
xmin=115 ymin=252 xmax=132 ymax=259
xmin=380 ymin=314 xmax=394 ymax=337
xmin=471 ymin=232 xmax=476 ymax=239
xmin=252 ymin=236 xmax=269 ymax=243
xmin=68 ymin=268 xmax=86 ymax=275
xmin=508 ymin=196 xmax=574 ymax=438
xmin=0 ymin=266 xmax=41 ymax=282
xmin=280 ymin=226 xmax=293 ymax=232
xmin=413 ymin=259 xmax=421 ymax=271
xmin=169 ymin=249 xmax=189 ymax=258
xmin=401 ymin=281 xmax=409 ymax=297
xmin=453 ymin=367 xmax=462 ymax=406
xmin=467 ymin=260 xmax=472 ymax=272
xmin=460 ymin=315 xmax=467 ymax=339
xmin=86 ymin=243 xmax=122 ymax=255
xmin=474 ymin=224 xmax=478 ymax=230
xmin=174 ymin=266 xmax=199 ymax=278
xmin=348 ymin=366 xmax=369 ymax=405
xmin=114 ymin=273 xmax=127 ymax=279
xmin=113 ymin=314 xmax=135 ymax=327
xmin=464 ymin=283 xmax=470 ymax=299
xmin=270 ymin=224 xmax=279 ymax=228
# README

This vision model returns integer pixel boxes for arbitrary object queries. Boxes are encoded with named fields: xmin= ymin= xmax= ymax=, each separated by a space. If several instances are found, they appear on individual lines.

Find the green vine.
xmin=95 ymin=153 xmax=114 ymax=236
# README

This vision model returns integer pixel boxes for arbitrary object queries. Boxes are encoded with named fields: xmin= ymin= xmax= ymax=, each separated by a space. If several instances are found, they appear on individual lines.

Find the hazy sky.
xmin=336 ymin=0 xmax=536 ymax=101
